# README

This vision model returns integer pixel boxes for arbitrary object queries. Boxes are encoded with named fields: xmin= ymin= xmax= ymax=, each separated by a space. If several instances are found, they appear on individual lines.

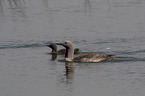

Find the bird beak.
xmin=47 ymin=45 xmax=50 ymax=47
xmin=55 ymin=42 xmax=62 ymax=45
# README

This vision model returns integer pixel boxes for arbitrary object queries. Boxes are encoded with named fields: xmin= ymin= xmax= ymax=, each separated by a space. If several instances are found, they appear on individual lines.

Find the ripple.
xmin=0 ymin=41 xmax=53 ymax=49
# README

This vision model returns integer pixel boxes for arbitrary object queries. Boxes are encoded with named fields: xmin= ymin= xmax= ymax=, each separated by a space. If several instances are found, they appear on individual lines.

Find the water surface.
xmin=0 ymin=0 xmax=145 ymax=96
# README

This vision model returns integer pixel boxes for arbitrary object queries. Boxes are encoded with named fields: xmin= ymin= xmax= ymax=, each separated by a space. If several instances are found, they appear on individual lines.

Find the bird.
xmin=47 ymin=44 xmax=80 ymax=54
xmin=56 ymin=40 xmax=117 ymax=62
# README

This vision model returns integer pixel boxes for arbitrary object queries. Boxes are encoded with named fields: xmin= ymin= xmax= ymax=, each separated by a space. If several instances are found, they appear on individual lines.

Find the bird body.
xmin=56 ymin=40 xmax=117 ymax=62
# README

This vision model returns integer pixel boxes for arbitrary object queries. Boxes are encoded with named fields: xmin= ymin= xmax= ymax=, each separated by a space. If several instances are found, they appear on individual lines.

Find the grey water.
xmin=0 ymin=0 xmax=145 ymax=96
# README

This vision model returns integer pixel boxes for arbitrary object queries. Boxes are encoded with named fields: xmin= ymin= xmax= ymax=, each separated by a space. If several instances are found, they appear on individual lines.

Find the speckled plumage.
xmin=73 ymin=53 xmax=117 ymax=62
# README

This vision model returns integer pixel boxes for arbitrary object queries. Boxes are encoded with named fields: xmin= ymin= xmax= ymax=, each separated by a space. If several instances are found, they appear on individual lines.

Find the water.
xmin=0 ymin=0 xmax=145 ymax=96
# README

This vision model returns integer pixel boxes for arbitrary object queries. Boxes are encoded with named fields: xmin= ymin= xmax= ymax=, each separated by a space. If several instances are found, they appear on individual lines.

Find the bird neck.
xmin=65 ymin=46 xmax=74 ymax=62
xmin=52 ymin=47 xmax=57 ymax=53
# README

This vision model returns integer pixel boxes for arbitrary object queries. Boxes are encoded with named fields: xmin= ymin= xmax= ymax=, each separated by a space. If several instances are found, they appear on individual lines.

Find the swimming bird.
xmin=47 ymin=44 xmax=80 ymax=54
xmin=56 ymin=40 xmax=117 ymax=62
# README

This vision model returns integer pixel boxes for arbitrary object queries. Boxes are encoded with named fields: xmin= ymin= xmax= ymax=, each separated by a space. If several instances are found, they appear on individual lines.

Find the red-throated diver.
xmin=56 ymin=41 xmax=117 ymax=62
xmin=47 ymin=44 xmax=80 ymax=54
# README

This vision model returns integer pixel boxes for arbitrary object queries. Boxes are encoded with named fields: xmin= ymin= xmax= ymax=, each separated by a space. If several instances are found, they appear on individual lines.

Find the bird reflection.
xmin=65 ymin=62 xmax=74 ymax=80
xmin=42 ymin=0 xmax=49 ymax=8
xmin=84 ymin=0 xmax=92 ymax=13
xmin=0 ymin=0 xmax=4 ymax=14
xmin=51 ymin=53 xmax=57 ymax=60
xmin=56 ymin=62 xmax=74 ymax=92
